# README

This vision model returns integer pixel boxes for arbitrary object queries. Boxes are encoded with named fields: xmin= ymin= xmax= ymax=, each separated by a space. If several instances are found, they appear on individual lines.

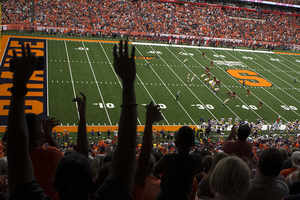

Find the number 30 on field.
xmin=227 ymin=69 xmax=272 ymax=87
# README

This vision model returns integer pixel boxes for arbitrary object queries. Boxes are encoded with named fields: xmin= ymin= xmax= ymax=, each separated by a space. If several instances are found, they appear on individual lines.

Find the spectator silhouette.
xmin=245 ymin=148 xmax=289 ymax=200
xmin=6 ymin=40 xmax=138 ymax=200
xmin=133 ymin=101 xmax=162 ymax=200
xmin=222 ymin=124 xmax=252 ymax=159
xmin=153 ymin=126 xmax=202 ymax=200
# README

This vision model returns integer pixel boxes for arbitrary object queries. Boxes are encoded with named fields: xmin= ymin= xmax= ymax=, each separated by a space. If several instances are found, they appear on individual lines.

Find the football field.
xmin=47 ymin=38 xmax=300 ymax=127
xmin=1 ymin=35 xmax=300 ymax=132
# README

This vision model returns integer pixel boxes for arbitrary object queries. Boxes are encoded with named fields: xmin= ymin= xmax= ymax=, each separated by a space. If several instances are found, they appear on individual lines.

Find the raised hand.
xmin=72 ymin=92 xmax=86 ymax=119
xmin=12 ymin=43 xmax=37 ymax=87
xmin=43 ymin=117 xmax=60 ymax=136
xmin=145 ymin=101 xmax=162 ymax=125
xmin=72 ymin=92 xmax=88 ymax=157
xmin=42 ymin=117 xmax=60 ymax=147
xmin=113 ymin=40 xmax=136 ymax=85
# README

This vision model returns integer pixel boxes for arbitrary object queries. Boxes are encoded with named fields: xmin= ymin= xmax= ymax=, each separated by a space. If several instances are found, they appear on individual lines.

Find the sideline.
xmin=0 ymin=125 xmax=194 ymax=133
xmin=0 ymin=124 xmax=287 ymax=133
xmin=0 ymin=35 xmax=297 ymax=132
xmin=3 ymin=35 xmax=300 ymax=55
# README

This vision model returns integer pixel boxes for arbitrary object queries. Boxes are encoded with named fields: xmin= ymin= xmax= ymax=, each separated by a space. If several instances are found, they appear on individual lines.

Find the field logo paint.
xmin=214 ymin=60 xmax=245 ymax=67
xmin=227 ymin=69 xmax=272 ymax=87
xmin=0 ymin=38 xmax=47 ymax=126
xmin=147 ymin=51 xmax=162 ymax=54
xmin=213 ymin=54 xmax=226 ymax=58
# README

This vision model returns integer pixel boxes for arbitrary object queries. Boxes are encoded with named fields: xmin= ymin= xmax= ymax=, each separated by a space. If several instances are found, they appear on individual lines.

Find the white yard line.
xmin=271 ymin=54 xmax=300 ymax=72
xmin=82 ymin=41 xmax=112 ymax=125
xmin=149 ymin=45 xmax=216 ymax=124
xmin=254 ymin=53 xmax=300 ymax=80
xmin=64 ymin=40 xmax=79 ymax=119
xmin=224 ymin=50 xmax=299 ymax=121
xmin=248 ymin=52 xmax=300 ymax=93
xmin=146 ymin=49 xmax=198 ymax=125
xmin=46 ymin=39 xmax=49 ymax=116
xmin=99 ymin=42 xmax=142 ymax=126
xmin=200 ymin=48 xmax=267 ymax=121
xmin=132 ymin=42 xmax=274 ymax=53
xmin=236 ymin=51 xmax=300 ymax=101
xmin=166 ymin=46 xmax=240 ymax=120
xmin=131 ymin=46 xmax=171 ymax=125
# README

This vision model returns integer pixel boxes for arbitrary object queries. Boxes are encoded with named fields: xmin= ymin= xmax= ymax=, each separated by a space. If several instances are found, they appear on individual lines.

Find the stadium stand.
xmin=2 ymin=0 xmax=300 ymax=199
xmin=1 ymin=40 xmax=300 ymax=200
xmin=2 ymin=0 xmax=300 ymax=49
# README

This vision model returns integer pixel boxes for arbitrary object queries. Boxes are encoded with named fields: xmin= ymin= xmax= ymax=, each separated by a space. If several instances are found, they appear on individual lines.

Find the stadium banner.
xmin=0 ymin=37 xmax=47 ymax=126
xmin=2 ymin=24 xmax=300 ymax=49
xmin=238 ymin=0 xmax=300 ymax=8
xmin=153 ymin=0 xmax=300 ymax=16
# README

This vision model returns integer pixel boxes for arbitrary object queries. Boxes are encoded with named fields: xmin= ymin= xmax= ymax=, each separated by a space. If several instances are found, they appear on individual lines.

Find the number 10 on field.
xmin=93 ymin=103 xmax=115 ymax=108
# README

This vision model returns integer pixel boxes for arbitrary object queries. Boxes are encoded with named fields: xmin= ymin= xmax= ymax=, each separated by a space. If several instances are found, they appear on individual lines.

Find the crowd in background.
xmin=1 ymin=0 xmax=300 ymax=199
xmin=1 ymin=0 xmax=300 ymax=47
xmin=0 ymin=41 xmax=300 ymax=199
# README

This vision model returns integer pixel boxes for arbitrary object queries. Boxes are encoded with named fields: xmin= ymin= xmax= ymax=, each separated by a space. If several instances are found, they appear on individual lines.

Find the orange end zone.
xmin=0 ymin=125 xmax=197 ymax=133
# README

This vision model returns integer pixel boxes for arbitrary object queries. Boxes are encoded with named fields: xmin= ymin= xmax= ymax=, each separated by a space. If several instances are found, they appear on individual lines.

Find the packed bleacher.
xmin=2 ymin=0 xmax=300 ymax=199
xmin=1 ymin=41 xmax=300 ymax=200
xmin=2 ymin=0 xmax=300 ymax=48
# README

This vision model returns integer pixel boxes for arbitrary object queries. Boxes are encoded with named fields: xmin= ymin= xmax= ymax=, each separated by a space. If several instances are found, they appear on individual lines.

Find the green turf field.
xmin=46 ymin=39 xmax=300 ymax=126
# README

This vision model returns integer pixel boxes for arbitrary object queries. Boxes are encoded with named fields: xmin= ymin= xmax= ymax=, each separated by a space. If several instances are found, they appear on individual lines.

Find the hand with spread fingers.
xmin=43 ymin=117 xmax=60 ymax=136
xmin=12 ymin=43 xmax=37 ymax=87
xmin=43 ymin=117 xmax=60 ymax=148
xmin=113 ymin=40 xmax=136 ymax=85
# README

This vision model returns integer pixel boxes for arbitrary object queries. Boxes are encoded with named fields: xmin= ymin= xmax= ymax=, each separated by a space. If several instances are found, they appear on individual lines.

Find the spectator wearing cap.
xmin=282 ymin=148 xmax=300 ymax=171
xmin=281 ymin=151 xmax=300 ymax=178
xmin=244 ymin=148 xmax=289 ymax=200
xmin=222 ymin=124 xmax=252 ymax=159
xmin=285 ymin=151 xmax=300 ymax=186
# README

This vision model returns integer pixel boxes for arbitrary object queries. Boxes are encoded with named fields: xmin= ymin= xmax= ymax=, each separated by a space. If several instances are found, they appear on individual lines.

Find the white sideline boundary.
xmin=131 ymin=42 xmax=275 ymax=54
xmin=201 ymin=124 xmax=287 ymax=131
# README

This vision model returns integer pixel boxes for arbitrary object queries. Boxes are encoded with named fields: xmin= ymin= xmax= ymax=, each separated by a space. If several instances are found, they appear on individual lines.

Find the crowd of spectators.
xmin=2 ymin=41 xmax=300 ymax=200
xmin=1 ymin=0 xmax=300 ymax=47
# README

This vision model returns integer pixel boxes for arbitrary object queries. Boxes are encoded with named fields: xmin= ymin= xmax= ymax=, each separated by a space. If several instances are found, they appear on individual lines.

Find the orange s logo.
xmin=227 ymin=69 xmax=272 ymax=87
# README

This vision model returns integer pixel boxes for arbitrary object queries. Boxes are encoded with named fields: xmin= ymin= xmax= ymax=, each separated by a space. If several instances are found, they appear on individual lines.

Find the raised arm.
xmin=7 ymin=43 xmax=36 ymax=193
xmin=110 ymin=40 xmax=137 ymax=190
xmin=226 ymin=125 xmax=237 ymax=141
xmin=135 ymin=101 xmax=161 ymax=188
xmin=72 ymin=92 xmax=88 ymax=157
xmin=43 ymin=117 xmax=60 ymax=148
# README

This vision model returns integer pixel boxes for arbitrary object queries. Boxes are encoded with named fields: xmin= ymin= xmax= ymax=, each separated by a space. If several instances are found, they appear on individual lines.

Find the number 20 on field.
xmin=227 ymin=69 xmax=272 ymax=87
